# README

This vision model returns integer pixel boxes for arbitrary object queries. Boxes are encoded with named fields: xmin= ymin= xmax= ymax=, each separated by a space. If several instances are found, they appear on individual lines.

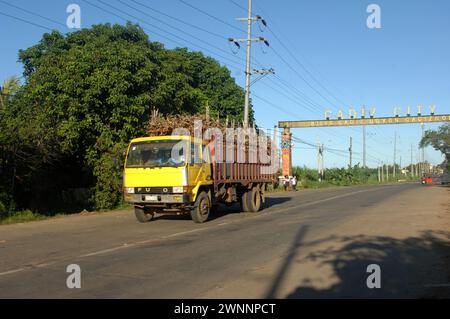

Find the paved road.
xmin=0 ymin=183 xmax=449 ymax=298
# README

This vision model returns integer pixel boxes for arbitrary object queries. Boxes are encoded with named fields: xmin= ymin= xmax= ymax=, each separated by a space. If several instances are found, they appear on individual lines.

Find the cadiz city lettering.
xmin=324 ymin=105 xmax=436 ymax=120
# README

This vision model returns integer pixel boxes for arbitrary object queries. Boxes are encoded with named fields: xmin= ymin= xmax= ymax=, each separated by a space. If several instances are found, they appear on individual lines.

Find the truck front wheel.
xmin=134 ymin=207 xmax=154 ymax=223
xmin=190 ymin=191 xmax=210 ymax=223
xmin=247 ymin=186 xmax=262 ymax=212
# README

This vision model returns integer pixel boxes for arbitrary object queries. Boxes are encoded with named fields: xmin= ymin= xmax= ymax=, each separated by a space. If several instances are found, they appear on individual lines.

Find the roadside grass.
xmin=0 ymin=210 xmax=46 ymax=225
xmin=0 ymin=202 xmax=133 ymax=225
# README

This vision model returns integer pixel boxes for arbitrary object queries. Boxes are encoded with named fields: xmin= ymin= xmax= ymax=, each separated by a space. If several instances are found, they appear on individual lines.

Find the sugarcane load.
xmin=123 ymin=111 xmax=279 ymax=223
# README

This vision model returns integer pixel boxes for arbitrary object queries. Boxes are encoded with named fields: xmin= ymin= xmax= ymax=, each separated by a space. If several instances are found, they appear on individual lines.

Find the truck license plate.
xmin=145 ymin=195 xmax=158 ymax=201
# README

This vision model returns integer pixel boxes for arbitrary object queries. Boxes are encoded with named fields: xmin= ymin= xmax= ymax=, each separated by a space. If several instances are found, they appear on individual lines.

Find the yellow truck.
xmin=123 ymin=135 xmax=276 ymax=223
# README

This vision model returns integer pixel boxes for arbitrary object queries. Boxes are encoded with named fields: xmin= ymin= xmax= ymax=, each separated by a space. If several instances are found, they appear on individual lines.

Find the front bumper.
xmin=125 ymin=193 xmax=191 ymax=204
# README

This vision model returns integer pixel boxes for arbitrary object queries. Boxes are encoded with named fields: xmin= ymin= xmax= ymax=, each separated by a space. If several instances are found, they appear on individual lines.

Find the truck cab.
xmin=123 ymin=135 xmax=213 ymax=223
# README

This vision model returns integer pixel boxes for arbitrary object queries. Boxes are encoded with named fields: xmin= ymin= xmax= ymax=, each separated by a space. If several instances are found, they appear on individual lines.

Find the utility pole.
xmin=321 ymin=144 xmax=324 ymax=180
xmin=381 ymin=162 xmax=384 ymax=182
xmin=317 ymin=138 xmax=324 ymax=182
xmin=393 ymin=131 xmax=397 ymax=179
xmin=378 ymin=165 xmax=381 ymax=183
xmin=229 ymin=0 xmax=270 ymax=128
xmin=386 ymin=163 xmax=389 ymax=181
xmin=362 ymin=125 xmax=366 ymax=167
xmin=410 ymin=144 xmax=413 ymax=177
xmin=349 ymin=136 xmax=352 ymax=168
xmin=242 ymin=0 xmax=252 ymax=128
xmin=317 ymin=138 xmax=321 ymax=182
xmin=417 ymin=151 xmax=420 ymax=177
xmin=421 ymin=123 xmax=425 ymax=175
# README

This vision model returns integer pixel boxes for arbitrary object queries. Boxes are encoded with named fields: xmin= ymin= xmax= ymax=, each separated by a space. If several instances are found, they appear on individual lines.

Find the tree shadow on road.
xmin=266 ymin=228 xmax=450 ymax=298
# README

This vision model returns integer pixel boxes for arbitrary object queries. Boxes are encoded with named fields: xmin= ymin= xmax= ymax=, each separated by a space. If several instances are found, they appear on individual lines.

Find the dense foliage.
xmin=0 ymin=23 xmax=249 ymax=216
xmin=420 ymin=124 xmax=450 ymax=170
xmin=291 ymin=165 xmax=399 ymax=188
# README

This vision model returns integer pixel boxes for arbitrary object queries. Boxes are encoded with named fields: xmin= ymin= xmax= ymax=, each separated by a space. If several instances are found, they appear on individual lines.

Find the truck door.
xmin=188 ymin=142 xmax=203 ymax=185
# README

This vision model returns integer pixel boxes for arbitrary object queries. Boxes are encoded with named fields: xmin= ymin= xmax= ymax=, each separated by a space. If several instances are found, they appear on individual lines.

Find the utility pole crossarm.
xmin=249 ymin=68 xmax=275 ymax=86
xmin=228 ymin=37 xmax=269 ymax=43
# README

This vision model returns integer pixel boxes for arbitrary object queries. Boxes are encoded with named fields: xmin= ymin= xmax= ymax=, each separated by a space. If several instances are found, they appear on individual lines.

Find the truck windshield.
xmin=126 ymin=139 xmax=186 ymax=168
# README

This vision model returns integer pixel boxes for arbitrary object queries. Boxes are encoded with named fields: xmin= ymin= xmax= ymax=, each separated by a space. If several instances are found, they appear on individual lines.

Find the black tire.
xmin=134 ymin=207 xmax=153 ymax=223
xmin=247 ymin=186 xmax=261 ymax=212
xmin=240 ymin=190 xmax=250 ymax=212
xmin=190 ymin=191 xmax=210 ymax=223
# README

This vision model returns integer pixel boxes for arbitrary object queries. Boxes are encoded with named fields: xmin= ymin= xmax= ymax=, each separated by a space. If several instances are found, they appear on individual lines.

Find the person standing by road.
xmin=283 ymin=175 xmax=290 ymax=191
xmin=292 ymin=175 xmax=297 ymax=191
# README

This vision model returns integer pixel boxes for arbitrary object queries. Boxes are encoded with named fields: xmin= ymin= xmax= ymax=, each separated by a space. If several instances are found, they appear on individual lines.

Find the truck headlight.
xmin=125 ymin=187 xmax=135 ymax=194
xmin=172 ymin=186 xmax=184 ymax=193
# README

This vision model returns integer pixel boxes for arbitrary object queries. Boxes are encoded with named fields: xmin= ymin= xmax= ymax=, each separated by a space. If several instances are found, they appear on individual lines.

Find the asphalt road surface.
xmin=0 ymin=183 xmax=449 ymax=298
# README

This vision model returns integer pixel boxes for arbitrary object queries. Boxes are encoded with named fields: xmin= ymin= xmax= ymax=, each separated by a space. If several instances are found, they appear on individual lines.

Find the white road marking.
xmin=163 ymin=228 xmax=204 ymax=238
xmin=80 ymin=244 xmax=136 ymax=257
xmin=0 ymin=268 xmax=24 ymax=276
xmin=0 ymin=186 xmax=393 ymax=277
xmin=81 ymin=229 xmax=205 ymax=257
xmin=262 ymin=187 xmax=384 ymax=218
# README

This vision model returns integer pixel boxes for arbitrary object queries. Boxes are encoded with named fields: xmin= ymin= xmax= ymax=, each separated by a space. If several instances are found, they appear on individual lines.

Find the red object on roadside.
xmin=421 ymin=176 xmax=433 ymax=184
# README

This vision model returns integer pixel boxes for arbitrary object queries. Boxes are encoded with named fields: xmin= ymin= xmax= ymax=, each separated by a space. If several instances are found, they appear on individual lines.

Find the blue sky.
xmin=1 ymin=0 xmax=449 ymax=168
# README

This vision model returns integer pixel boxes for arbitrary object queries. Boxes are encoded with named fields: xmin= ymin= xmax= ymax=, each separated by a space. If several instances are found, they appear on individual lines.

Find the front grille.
xmin=135 ymin=187 xmax=172 ymax=194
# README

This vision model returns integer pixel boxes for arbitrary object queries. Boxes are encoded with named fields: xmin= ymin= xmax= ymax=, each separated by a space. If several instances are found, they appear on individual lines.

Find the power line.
xmin=80 ymin=0 xmax=245 ymax=70
xmin=0 ymin=10 xmax=53 ymax=31
xmin=255 ymin=80 xmax=322 ymax=115
xmin=130 ymin=0 xmax=224 ymax=39
xmin=227 ymin=0 xmax=271 ymax=128
xmin=122 ymin=0 xmax=392 ymax=153
xmin=270 ymin=34 xmax=349 ymax=107
xmin=229 ymin=0 xmax=346 ymax=117
xmin=171 ymin=0 xmax=366 ymax=147
xmin=258 ymin=73 xmax=362 ymax=144
xmin=268 ymin=126 xmax=383 ymax=167
xmin=272 ymin=74 xmax=327 ymax=111
xmin=249 ymin=0 xmax=393 ymax=144
xmin=114 ymin=0 xmax=243 ymax=66
xmin=0 ymin=0 xmax=66 ymax=28
xmin=253 ymin=80 xmax=365 ymax=144
xmin=252 ymin=93 xmax=299 ymax=118
xmin=270 ymin=46 xmax=342 ymax=111
xmin=249 ymin=0 xmax=351 ymax=109
xmin=177 ymin=0 xmax=246 ymax=35
xmin=228 ymin=0 xmax=247 ymax=12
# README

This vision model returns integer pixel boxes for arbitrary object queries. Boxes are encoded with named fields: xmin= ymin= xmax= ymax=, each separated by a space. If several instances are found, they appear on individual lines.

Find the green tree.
xmin=420 ymin=123 xmax=450 ymax=169
xmin=0 ymin=76 xmax=21 ymax=215
xmin=0 ymin=76 xmax=20 ymax=109
xmin=152 ymin=48 xmax=249 ymax=122
xmin=2 ymin=23 xmax=250 ymax=213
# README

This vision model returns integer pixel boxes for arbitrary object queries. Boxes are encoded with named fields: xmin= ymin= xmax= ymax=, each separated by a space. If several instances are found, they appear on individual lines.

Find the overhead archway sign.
xmin=278 ymin=114 xmax=450 ymax=129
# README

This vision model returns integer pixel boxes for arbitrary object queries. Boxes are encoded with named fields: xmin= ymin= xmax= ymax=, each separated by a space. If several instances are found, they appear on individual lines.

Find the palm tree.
xmin=0 ymin=76 xmax=20 ymax=109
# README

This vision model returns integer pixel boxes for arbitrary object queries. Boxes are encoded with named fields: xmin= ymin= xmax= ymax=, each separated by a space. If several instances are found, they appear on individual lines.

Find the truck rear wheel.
xmin=247 ymin=186 xmax=261 ymax=212
xmin=190 ymin=191 xmax=210 ymax=223
xmin=240 ymin=190 xmax=250 ymax=212
xmin=134 ymin=207 xmax=154 ymax=223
